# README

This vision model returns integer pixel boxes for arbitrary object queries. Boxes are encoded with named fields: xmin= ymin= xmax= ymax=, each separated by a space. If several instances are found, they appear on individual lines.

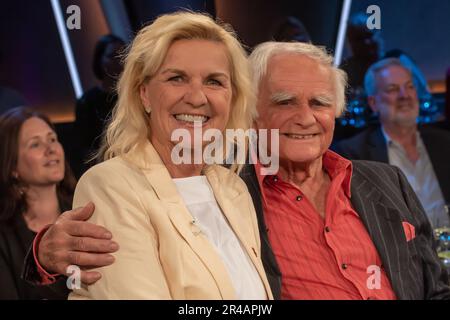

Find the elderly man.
xmin=335 ymin=58 xmax=450 ymax=229
xmin=25 ymin=42 xmax=449 ymax=300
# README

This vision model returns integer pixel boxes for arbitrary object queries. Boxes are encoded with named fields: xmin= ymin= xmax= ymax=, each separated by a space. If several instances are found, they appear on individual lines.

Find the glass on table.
xmin=433 ymin=205 xmax=450 ymax=272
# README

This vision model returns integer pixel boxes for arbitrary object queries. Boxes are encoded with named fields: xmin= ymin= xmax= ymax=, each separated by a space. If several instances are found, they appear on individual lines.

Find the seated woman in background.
xmin=73 ymin=34 xmax=125 ymax=178
xmin=69 ymin=11 xmax=273 ymax=299
xmin=0 ymin=107 xmax=76 ymax=299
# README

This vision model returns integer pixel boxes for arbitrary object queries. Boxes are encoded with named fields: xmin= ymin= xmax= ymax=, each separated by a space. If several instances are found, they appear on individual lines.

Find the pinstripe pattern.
xmin=240 ymin=160 xmax=450 ymax=300
xmin=334 ymin=125 xmax=450 ymax=205
xmin=351 ymin=160 xmax=450 ymax=299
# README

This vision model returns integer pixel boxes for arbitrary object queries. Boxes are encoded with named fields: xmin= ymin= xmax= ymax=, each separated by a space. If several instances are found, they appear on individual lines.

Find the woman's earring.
xmin=144 ymin=105 xmax=152 ymax=114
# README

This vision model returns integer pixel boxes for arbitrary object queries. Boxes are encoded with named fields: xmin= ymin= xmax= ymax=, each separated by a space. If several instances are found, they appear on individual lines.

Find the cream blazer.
xmin=69 ymin=142 xmax=273 ymax=300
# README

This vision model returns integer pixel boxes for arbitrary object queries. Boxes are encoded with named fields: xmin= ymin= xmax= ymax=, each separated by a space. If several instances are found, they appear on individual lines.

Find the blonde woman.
xmin=69 ymin=12 xmax=273 ymax=300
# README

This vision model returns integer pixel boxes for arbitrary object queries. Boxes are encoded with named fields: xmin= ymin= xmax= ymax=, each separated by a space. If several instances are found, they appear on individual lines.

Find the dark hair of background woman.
xmin=92 ymin=34 xmax=125 ymax=80
xmin=0 ymin=107 xmax=76 ymax=223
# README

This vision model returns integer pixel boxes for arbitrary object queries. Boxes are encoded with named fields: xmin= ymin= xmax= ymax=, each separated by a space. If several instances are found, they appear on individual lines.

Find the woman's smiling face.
xmin=140 ymin=39 xmax=233 ymax=155
xmin=15 ymin=117 xmax=65 ymax=186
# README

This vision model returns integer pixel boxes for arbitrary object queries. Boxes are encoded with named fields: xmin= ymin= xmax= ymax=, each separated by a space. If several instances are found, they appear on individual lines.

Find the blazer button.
xmin=341 ymin=263 xmax=348 ymax=270
xmin=296 ymin=195 xmax=302 ymax=201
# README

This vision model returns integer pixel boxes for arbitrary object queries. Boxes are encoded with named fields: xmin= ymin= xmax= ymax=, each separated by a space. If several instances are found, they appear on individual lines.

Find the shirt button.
xmin=273 ymin=176 xmax=278 ymax=182
xmin=296 ymin=195 xmax=302 ymax=201
xmin=325 ymin=226 xmax=331 ymax=233
xmin=341 ymin=263 xmax=348 ymax=270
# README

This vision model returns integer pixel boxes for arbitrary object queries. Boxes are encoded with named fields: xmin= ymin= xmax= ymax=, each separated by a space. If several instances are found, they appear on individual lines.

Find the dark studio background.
xmin=0 ymin=0 xmax=449 ymax=164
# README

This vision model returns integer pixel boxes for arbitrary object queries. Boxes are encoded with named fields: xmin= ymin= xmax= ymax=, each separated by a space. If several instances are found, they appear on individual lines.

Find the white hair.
xmin=364 ymin=57 xmax=413 ymax=96
xmin=248 ymin=41 xmax=348 ymax=116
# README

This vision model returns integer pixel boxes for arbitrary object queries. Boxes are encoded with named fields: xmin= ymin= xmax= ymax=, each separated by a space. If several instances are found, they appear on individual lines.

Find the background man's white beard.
xmin=393 ymin=114 xmax=417 ymax=127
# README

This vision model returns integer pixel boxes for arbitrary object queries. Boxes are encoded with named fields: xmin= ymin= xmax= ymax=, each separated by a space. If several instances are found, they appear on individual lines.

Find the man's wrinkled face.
xmin=255 ymin=54 xmax=337 ymax=166
xmin=369 ymin=65 xmax=419 ymax=127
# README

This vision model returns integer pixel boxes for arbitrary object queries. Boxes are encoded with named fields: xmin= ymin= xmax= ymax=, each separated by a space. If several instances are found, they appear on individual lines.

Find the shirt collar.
xmin=381 ymin=125 xmax=393 ymax=146
xmin=322 ymin=150 xmax=353 ymax=198
xmin=381 ymin=125 xmax=425 ymax=151
xmin=254 ymin=149 xmax=353 ymax=202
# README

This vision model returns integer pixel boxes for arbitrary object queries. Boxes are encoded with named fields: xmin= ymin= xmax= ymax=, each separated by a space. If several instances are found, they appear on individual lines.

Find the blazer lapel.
xmin=205 ymin=166 xmax=274 ymax=299
xmin=205 ymin=169 xmax=248 ymax=246
xmin=240 ymin=164 xmax=282 ymax=299
xmin=133 ymin=143 xmax=236 ymax=299
xmin=164 ymin=200 xmax=237 ymax=299
xmin=350 ymin=168 xmax=409 ymax=299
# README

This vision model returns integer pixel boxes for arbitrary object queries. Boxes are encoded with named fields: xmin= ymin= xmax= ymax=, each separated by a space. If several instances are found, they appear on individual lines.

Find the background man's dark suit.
xmin=333 ymin=125 xmax=450 ymax=204
xmin=240 ymin=160 xmax=450 ymax=300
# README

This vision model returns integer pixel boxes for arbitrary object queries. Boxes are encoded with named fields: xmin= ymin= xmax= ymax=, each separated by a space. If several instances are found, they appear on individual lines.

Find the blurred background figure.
xmin=383 ymin=49 xmax=441 ymax=125
xmin=0 ymin=86 xmax=26 ymax=115
xmin=270 ymin=16 xmax=311 ymax=43
xmin=383 ymin=49 xmax=431 ymax=103
xmin=73 ymin=34 xmax=125 ymax=178
xmin=0 ymin=107 xmax=75 ymax=299
xmin=0 ymin=48 xmax=27 ymax=114
xmin=445 ymin=68 xmax=450 ymax=129
xmin=340 ymin=12 xmax=384 ymax=92
xmin=334 ymin=58 xmax=450 ymax=229
xmin=334 ymin=12 xmax=385 ymax=141
xmin=434 ymin=67 xmax=450 ymax=132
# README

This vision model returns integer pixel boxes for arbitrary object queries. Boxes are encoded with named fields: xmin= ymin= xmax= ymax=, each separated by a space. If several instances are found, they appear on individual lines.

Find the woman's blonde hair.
xmin=98 ymin=11 xmax=255 ymax=172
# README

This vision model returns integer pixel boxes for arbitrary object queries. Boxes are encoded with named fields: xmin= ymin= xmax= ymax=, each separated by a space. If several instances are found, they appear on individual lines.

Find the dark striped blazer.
xmin=333 ymin=125 xmax=450 ymax=204
xmin=240 ymin=159 xmax=450 ymax=300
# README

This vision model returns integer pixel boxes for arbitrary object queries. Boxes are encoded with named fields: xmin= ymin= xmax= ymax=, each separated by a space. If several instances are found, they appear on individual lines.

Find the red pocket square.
xmin=402 ymin=221 xmax=416 ymax=242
